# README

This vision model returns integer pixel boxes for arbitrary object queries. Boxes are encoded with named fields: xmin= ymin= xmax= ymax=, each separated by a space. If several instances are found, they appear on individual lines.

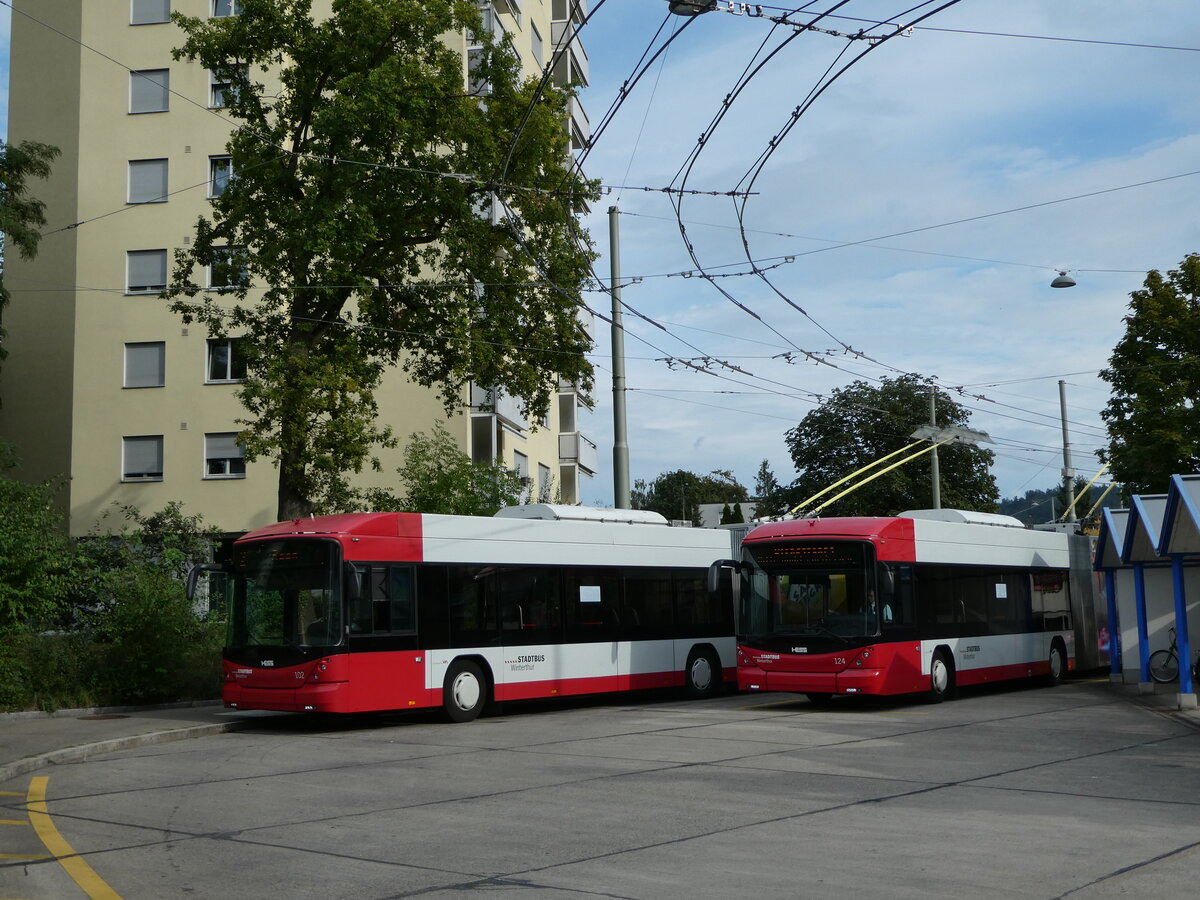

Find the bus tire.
xmin=1045 ymin=640 xmax=1067 ymax=686
xmin=684 ymin=646 xmax=721 ymax=699
xmin=443 ymin=659 xmax=488 ymax=723
xmin=928 ymin=648 xmax=955 ymax=703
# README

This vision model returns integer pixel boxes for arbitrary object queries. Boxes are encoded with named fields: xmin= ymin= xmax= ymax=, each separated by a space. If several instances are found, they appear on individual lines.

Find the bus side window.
xmin=563 ymin=568 xmax=619 ymax=641
xmin=350 ymin=565 xmax=372 ymax=633
xmin=448 ymin=565 xmax=499 ymax=646
xmin=388 ymin=567 xmax=415 ymax=633
xmin=880 ymin=565 xmax=914 ymax=631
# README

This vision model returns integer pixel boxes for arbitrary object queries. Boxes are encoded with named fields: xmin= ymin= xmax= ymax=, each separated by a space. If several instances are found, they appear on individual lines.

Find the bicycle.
xmin=1148 ymin=627 xmax=1199 ymax=684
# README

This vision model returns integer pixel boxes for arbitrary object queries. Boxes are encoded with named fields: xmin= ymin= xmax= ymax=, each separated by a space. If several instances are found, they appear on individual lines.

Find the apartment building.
xmin=3 ymin=0 xmax=596 ymax=536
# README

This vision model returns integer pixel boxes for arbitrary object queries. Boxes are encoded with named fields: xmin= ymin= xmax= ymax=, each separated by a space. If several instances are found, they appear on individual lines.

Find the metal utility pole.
xmin=929 ymin=385 xmax=941 ymax=509
xmin=608 ymin=206 xmax=631 ymax=509
xmin=1059 ymin=379 xmax=1076 ymax=523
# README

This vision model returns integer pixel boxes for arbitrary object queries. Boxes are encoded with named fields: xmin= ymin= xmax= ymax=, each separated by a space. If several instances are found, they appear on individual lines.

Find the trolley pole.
xmin=609 ymin=206 xmax=631 ymax=509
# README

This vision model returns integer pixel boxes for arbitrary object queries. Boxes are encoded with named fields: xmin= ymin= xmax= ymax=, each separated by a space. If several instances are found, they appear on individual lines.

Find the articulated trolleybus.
xmin=193 ymin=505 xmax=736 ymax=721
xmin=720 ymin=510 xmax=1080 ymax=703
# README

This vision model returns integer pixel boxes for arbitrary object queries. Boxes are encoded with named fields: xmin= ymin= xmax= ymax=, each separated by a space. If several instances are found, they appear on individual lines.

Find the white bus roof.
xmin=900 ymin=509 xmax=1027 ymax=529
xmin=494 ymin=505 xmax=670 ymax=526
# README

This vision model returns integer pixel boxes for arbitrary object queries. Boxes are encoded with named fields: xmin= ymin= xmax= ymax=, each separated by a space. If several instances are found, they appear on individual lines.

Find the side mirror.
xmin=707 ymin=559 xmax=741 ymax=594
xmin=186 ymin=562 xmax=226 ymax=601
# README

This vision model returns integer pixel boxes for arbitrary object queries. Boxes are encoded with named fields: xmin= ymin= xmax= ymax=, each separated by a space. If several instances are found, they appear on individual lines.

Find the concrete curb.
xmin=0 ymin=699 xmax=224 ymax=722
xmin=0 ymin=720 xmax=248 ymax=785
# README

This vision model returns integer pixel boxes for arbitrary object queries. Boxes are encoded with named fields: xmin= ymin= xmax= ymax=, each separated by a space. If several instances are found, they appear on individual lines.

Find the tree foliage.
xmin=359 ymin=421 xmax=526 ymax=516
xmin=785 ymin=375 xmax=998 ymax=516
xmin=753 ymin=459 xmax=790 ymax=518
xmin=0 ymin=443 xmax=76 ymax=633
xmin=0 ymin=139 xmax=60 ymax=364
xmin=632 ymin=469 xmax=749 ymax=526
xmin=166 ymin=0 xmax=598 ymax=520
xmin=1099 ymin=254 xmax=1200 ymax=495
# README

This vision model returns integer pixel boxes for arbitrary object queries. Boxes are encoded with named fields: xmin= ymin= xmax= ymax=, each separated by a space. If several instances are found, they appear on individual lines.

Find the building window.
xmin=124 ymin=342 xmax=165 ymax=388
xmin=211 ymin=0 xmax=240 ymax=16
xmin=209 ymin=156 xmax=232 ymax=197
xmin=467 ymin=48 xmax=490 ymax=96
xmin=204 ymin=433 xmax=245 ymax=478
xmin=128 ymin=158 xmax=168 ymax=204
xmin=209 ymin=67 xmax=246 ymax=108
xmin=208 ymin=247 xmax=249 ymax=291
xmin=538 ymin=463 xmax=551 ymax=501
xmin=126 ymin=249 xmax=168 ymax=293
xmin=207 ymin=337 xmax=247 ymax=382
xmin=531 ymin=23 xmax=544 ymax=68
xmin=131 ymin=0 xmax=170 ymax=25
xmin=130 ymin=69 xmax=169 ymax=113
xmin=123 ymin=435 xmax=164 ymax=481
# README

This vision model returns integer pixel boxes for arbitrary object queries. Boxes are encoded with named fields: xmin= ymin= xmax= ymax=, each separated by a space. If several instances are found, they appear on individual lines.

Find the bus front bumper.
xmin=738 ymin=665 xmax=887 ymax=695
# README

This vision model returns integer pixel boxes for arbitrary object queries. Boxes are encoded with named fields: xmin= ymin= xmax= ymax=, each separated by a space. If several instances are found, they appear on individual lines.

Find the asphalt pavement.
xmin=0 ymin=701 xmax=278 ymax=785
xmin=1 ymin=679 xmax=1196 ymax=788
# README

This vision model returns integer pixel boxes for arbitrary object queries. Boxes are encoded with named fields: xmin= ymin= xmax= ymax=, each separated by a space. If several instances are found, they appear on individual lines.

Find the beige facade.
xmin=3 ymin=0 xmax=596 ymax=536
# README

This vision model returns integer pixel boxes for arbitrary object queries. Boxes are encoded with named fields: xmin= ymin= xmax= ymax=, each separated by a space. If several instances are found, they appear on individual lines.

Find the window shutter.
xmin=130 ymin=69 xmax=169 ymax=113
xmin=127 ymin=250 xmax=167 ymax=292
xmin=206 ymin=433 xmax=242 ymax=460
xmin=125 ymin=342 xmax=165 ymax=387
xmin=131 ymin=0 xmax=170 ymax=25
xmin=129 ymin=159 xmax=168 ymax=203
xmin=124 ymin=436 xmax=163 ymax=477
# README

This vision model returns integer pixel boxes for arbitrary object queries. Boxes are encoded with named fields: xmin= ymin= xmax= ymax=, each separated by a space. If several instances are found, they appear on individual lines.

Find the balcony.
xmin=550 ymin=27 xmax=588 ymax=87
xmin=559 ymin=431 xmax=598 ymax=475
xmin=493 ymin=0 xmax=522 ymax=25
xmin=565 ymin=95 xmax=590 ymax=153
xmin=471 ymin=384 xmax=528 ymax=432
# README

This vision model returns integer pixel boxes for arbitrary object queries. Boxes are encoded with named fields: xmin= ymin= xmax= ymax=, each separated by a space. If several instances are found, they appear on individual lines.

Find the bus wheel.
xmin=684 ymin=647 xmax=721 ymax=699
xmin=443 ymin=660 xmax=487 ymax=723
xmin=1046 ymin=641 xmax=1066 ymax=686
xmin=928 ymin=649 xmax=955 ymax=703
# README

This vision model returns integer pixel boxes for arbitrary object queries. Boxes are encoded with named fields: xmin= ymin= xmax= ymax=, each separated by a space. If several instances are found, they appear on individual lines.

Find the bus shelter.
xmin=1094 ymin=477 xmax=1200 ymax=709
xmin=1156 ymin=474 xmax=1200 ymax=702
xmin=1093 ymin=508 xmax=1128 ymax=679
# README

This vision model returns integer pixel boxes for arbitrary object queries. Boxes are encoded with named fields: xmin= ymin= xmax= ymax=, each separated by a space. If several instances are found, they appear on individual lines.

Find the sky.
xmin=3 ymin=2 xmax=1198 ymax=515
xmin=570 ymin=0 xmax=1200 ymax=511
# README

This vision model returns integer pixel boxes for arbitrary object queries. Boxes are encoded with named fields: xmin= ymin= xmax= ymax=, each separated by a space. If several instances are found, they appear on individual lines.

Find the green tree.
xmin=753 ymin=459 xmax=790 ymax=518
xmin=1099 ymin=254 xmax=1200 ymax=495
xmin=632 ymin=469 xmax=749 ymax=526
xmin=166 ymin=1 xmax=597 ymax=520
xmin=0 ymin=443 xmax=77 ymax=633
xmin=0 ymin=140 xmax=60 ymax=365
xmin=360 ymin=421 xmax=525 ymax=516
xmin=785 ymin=375 xmax=998 ymax=516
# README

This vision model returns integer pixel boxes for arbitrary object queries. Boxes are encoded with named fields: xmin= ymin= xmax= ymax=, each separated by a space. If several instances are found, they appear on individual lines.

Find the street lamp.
xmin=1050 ymin=271 xmax=1077 ymax=288
xmin=668 ymin=0 xmax=716 ymax=14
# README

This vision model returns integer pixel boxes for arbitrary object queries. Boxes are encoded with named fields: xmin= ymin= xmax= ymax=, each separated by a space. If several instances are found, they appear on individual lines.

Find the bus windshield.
xmin=229 ymin=539 xmax=342 ymax=651
xmin=739 ymin=540 xmax=876 ymax=642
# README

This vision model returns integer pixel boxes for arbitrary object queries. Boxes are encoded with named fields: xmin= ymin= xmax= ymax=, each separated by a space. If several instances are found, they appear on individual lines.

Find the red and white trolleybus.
xmin=191 ymin=505 xmax=736 ymax=721
xmin=718 ymin=510 xmax=1077 ymax=703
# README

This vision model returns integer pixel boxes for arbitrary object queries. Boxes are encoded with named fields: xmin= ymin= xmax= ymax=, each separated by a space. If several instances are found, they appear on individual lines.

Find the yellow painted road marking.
xmin=26 ymin=777 xmax=124 ymax=900
xmin=1 ymin=850 xmax=52 ymax=859
xmin=0 ymin=791 xmax=24 ymax=797
xmin=0 ymin=819 xmax=31 ymax=825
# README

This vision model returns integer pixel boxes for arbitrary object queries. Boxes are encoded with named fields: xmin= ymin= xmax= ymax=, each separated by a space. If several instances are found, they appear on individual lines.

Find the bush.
xmin=93 ymin=565 xmax=225 ymax=705
xmin=0 ymin=495 xmax=227 ymax=712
